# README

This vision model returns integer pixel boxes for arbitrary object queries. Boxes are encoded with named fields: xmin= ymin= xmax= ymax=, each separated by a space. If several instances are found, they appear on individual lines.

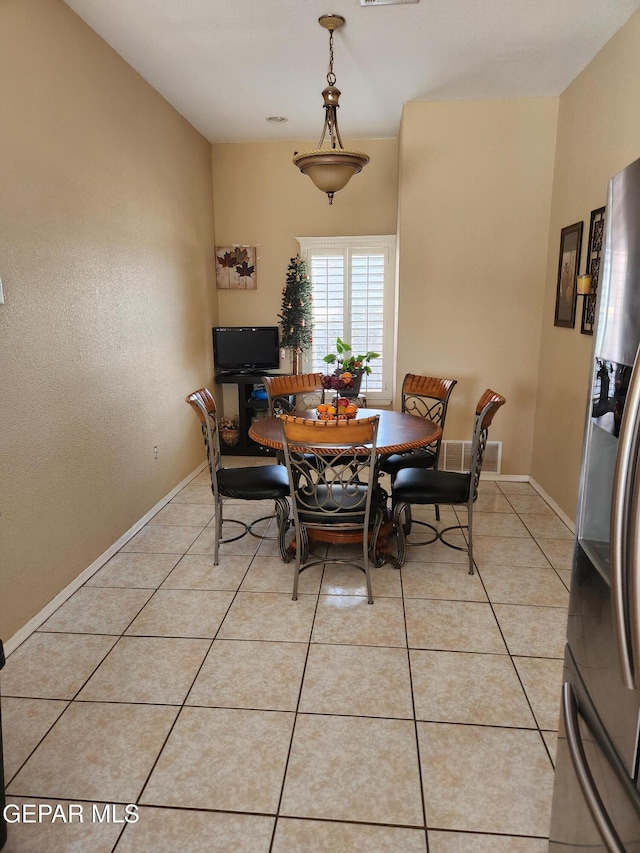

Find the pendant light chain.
xmin=327 ymin=29 xmax=337 ymax=86
xmin=321 ymin=26 xmax=342 ymax=152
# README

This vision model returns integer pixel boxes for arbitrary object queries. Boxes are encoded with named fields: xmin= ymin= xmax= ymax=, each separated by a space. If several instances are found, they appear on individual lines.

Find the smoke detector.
xmin=360 ymin=0 xmax=418 ymax=5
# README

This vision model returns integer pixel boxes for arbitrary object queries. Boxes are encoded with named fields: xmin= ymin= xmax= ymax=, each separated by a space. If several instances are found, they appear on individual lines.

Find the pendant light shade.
xmin=293 ymin=15 xmax=369 ymax=204
xmin=294 ymin=148 xmax=369 ymax=194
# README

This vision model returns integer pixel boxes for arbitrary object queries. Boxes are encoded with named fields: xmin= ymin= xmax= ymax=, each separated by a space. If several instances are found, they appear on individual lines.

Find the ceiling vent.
xmin=360 ymin=0 xmax=419 ymax=5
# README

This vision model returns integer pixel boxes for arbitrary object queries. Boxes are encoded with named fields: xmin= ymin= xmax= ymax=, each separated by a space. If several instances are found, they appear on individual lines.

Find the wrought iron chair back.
xmin=399 ymin=374 xmax=457 ymax=469
xmin=263 ymin=373 xmax=325 ymax=416
xmin=469 ymin=388 xmax=504 ymax=502
xmin=185 ymin=388 xmax=222 ymax=496
xmin=264 ymin=373 xmax=326 ymax=466
xmin=279 ymin=414 xmax=382 ymax=603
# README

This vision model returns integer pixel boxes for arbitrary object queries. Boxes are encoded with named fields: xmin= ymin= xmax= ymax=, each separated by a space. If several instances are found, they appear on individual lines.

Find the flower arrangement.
xmin=218 ymin=415 xmax=240 ymax=447
xmin=321 ymin=337 xmax=380 ymax=392
xmin=218 ymin=415 xmax=239 ymax=431
xmin=322 ymin=337 xmax=380 ymax=374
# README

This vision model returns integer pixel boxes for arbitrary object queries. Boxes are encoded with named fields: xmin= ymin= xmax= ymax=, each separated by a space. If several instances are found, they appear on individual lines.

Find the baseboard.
xmin=483 ymin=473 xmax=576 ymax=533
xmin=528 ymin=477 xmax=576 ymax=534
xmin=481 ymin=473 xmax=529 ymax=482
xmin=4 ymin=461 xmax=208 ymax=657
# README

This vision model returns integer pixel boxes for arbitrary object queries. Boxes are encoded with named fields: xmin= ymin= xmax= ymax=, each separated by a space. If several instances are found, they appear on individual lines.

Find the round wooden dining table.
xmin=248 ymin=409 xmax=442 ymax=564
xmin=248 ymin=408 xmax=442 ymax=457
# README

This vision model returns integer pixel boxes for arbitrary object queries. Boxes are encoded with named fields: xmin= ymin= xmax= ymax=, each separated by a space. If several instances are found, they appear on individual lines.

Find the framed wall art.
xmin=581 ymin=206 xmax=606 ymax=336
xmin=554 ymin=221 xmax=583 ymax=328
xmin=215 ymin=246 xmax=257 ymax=290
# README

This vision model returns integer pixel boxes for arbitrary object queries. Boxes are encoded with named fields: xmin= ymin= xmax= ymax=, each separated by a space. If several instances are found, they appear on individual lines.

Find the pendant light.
xmin=293 ymin=14 xmax=369 ymax=204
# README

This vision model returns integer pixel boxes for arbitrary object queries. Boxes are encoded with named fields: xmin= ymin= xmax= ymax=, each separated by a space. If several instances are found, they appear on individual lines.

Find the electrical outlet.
xmin=153 ymin=446 xmax=158 ymax=459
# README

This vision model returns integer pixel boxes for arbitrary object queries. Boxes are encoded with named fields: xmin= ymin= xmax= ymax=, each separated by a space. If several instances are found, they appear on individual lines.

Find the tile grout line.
xmin=268 ymin=565 xmax=324 ymax=852
xmin=398 ymin=563 xmax=431 ymax=851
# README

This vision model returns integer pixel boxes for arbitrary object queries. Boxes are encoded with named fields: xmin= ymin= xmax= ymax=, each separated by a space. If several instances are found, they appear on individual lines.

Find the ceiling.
xmin=63 ymin=0 xmax=640 ymax=144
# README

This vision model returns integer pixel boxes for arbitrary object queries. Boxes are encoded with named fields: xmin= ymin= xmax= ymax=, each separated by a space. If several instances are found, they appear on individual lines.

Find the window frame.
xmin=297 ymin=235 xmax=397 ymax=406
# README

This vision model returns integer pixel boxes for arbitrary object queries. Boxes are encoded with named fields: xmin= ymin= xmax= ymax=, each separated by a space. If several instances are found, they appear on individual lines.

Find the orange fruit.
xmin=317 ymin=403 xmax=328 ymax=412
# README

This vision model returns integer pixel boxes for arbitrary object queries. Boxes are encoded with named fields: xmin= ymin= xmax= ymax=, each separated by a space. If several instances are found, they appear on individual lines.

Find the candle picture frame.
xmin=554 ymin=221 xmax=583 ymax=329
xmin=580 ymin=206 xmax=606 ymax=336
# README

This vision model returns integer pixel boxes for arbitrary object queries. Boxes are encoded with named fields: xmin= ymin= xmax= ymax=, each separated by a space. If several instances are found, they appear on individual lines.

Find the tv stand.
xmin=214 ymin=372 xmax=275 ymax=456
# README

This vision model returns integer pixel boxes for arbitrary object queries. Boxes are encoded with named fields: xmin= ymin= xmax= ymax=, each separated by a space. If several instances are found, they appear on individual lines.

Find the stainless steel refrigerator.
xmin=549 ymin=157 xmax=640 ymax=850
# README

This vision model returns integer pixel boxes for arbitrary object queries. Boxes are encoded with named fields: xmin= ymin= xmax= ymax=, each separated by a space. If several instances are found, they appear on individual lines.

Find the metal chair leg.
xmin=467 ymin=498 xmax=475 ymax=575
xmin=276 ymin=498 xmax=291 ymax=563
xmin=214 ymin=500 xmax=222 ymax=566
xmin=213 ymin=500 xmax=251 ymax=566
xmin=363 ymin=537 xmax=373 ymax=604
xmin=248 ymin=496 xmax=291 ymax=541
xmin=368 ymin=507 xmax=386 ymax=568
xmin=392 ymin=502 xmax=407 ymax=569
xmin=291 ymin=522 xmax=307 ymax=601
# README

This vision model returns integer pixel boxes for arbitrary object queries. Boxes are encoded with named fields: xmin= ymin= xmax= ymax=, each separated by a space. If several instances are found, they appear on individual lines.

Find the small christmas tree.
xmin=278 ymin=256 xmax=313 ymax=371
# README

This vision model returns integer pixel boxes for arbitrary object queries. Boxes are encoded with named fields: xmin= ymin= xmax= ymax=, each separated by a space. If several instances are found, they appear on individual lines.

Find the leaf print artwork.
xmin=215 ymin=246 xmax=257 ymax=289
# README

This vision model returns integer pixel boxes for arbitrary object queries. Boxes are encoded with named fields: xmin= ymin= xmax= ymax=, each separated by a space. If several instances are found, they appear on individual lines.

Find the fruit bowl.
xmin=316 ymin=400 xmax=359 ymax=421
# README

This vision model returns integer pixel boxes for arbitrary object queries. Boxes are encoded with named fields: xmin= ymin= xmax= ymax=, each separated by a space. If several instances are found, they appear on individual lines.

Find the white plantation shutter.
xmin=351 ymin=252 xmax=385 ymax=393
xmin=308 ymin=254 xmax=345 ymax=371
xmin=298 ymin=236 xmax=396 ymax=405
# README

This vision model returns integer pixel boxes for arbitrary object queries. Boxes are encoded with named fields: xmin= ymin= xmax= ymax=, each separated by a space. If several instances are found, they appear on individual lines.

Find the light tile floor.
xmin=0 ymin=460 xmax=571 ymax=852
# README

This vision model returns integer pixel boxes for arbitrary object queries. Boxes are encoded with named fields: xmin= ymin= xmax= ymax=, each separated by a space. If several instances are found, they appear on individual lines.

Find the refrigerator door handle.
xmin=562 ymin=681 xmax=626 ymax=853
xmin=611 ymin=343 xmax=640 ymax=689
xmin=628 ymin=433 xmax=640 ymax=694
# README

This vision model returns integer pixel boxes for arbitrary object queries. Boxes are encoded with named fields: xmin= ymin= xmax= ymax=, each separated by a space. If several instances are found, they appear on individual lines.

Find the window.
xmin=297 ymin=235 xmax=397 ymax=405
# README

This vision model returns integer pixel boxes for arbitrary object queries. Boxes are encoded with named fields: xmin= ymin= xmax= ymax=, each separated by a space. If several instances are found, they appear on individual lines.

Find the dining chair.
xmin=380 ymin=374 xmax=457 ymax=525
xmin=391 ymin=389 xmax=505 ymax=573
xmin=263 ymin=373 xmax=326 ymax=467
xmin=380 ymin=374 xmax=457 ymax=479
xmin=263 ymin=373 xmax=325 ymax=416
xmin=279 ymin=414 xmax=383 ymax=603
xmin=186 ymin=388 xmax=290 ymax=564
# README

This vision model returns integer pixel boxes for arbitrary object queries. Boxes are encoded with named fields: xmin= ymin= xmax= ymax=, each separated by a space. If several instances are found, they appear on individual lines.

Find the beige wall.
xmin=0 ymin=0 xmax=217 ymax=639
xmin=531 ymin=9 xmax=640 ymax=518
xmin=211 ymin=138 xmax=399 ymax=415
xmin=397 ymin=99 xmax=559 ymax=475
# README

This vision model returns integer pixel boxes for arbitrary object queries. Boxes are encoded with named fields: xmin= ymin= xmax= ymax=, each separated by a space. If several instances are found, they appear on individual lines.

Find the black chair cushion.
xmin=392 ymin=468 xmax=471 ymax=505
xmin=380 ymin=448 xmax=436 ymax=476
xmin=217 ymin=465 xmax=290 ymax=500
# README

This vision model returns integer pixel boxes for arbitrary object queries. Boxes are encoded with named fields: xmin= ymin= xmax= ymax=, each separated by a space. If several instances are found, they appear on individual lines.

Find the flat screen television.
xmin=212 ymin=326 xmax=280 ymax=373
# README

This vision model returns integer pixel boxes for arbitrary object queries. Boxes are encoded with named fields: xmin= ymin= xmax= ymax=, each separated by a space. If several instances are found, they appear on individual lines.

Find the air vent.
xmin=360 ymin=0 xmax=418 ymax=5
xmin=441 ymin=441 xmax=502 ymax=475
